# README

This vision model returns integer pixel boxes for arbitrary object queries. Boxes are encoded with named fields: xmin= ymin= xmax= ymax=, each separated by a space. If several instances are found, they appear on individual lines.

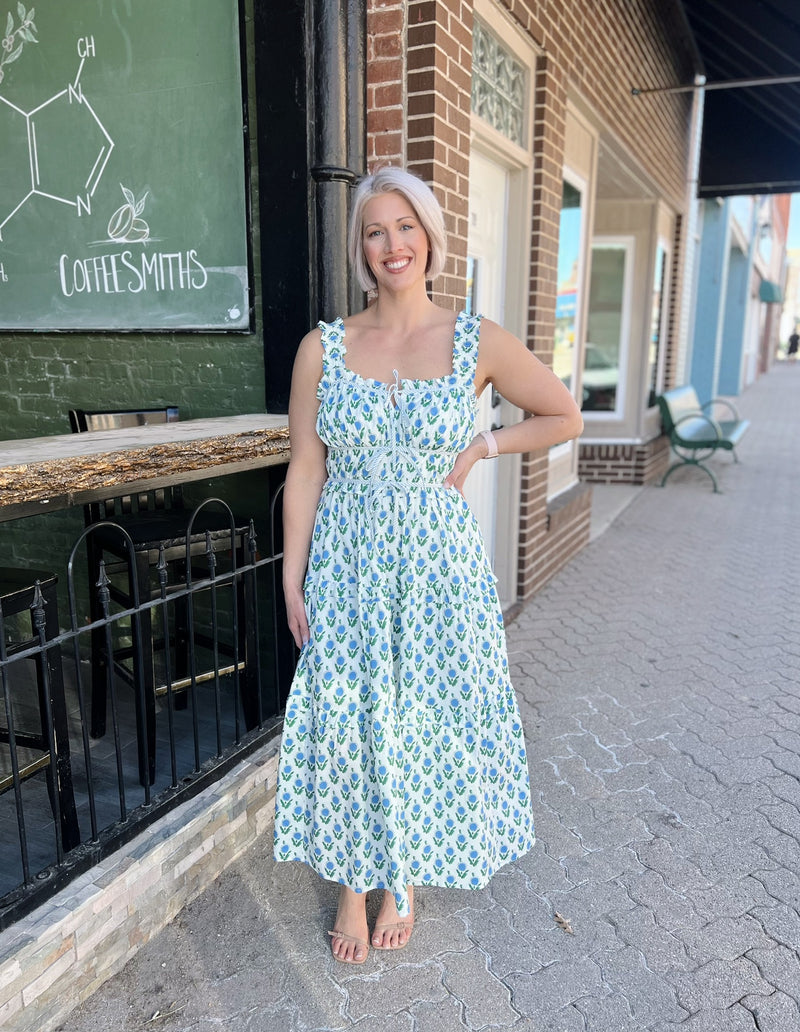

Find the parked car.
xmin=581 ymin=342 xmax=618 ymax=411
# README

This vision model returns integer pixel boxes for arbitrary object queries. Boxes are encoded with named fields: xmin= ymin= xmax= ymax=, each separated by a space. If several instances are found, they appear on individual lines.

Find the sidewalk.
xmin=61 ymin=363 xmax=800 ymax=1032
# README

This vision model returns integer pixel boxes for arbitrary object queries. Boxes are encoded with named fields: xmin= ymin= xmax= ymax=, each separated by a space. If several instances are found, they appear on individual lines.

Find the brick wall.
xmin=579 ymin=437 xmax=671 ymax=485
xmin=366 ymin=0 xmax=472 ymax=312
xmin=500 ymin=0 xmax=692 ymax=209
xmin=405 ymin=0 xmax=473 ymax=312
xmin=367 ymin=0 xmax=406 ymax=167
xmin=517 ymin=51 xmax=568 ymax=599
xmin=501 ymin=0 xmax=691 ymax=594
xmin=363 ymin=0 xmax=692 ymax=601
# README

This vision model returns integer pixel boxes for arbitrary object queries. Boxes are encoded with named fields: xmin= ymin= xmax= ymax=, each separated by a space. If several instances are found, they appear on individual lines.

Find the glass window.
xmin=646 ymin=244 xmax=667 ymax=407
xmin=554 ymin=180 xmax=582 ymax=394
xmin=583 ymin=244 xmax=627 ymax=413
xmin=465 ymin=256 xmax=478 ymax=315
xmin=471 ymin=20 xmax=526 ymax=147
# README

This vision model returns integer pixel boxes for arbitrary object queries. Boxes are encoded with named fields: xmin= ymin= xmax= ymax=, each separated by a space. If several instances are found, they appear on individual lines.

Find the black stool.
xmin=0 ymin=568 xmax=80 ymax=852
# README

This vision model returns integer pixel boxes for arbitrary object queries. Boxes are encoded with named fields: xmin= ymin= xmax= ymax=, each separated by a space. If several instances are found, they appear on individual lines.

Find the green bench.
xmin=657 ymin=385 xmax=750 ymax=493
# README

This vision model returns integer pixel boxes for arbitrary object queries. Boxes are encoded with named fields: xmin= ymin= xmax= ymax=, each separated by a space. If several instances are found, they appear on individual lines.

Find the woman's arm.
xmin=444 ymin=318 xmax=584 ymax=494
xmin=283 ymin=329 xmax=328 ymax=648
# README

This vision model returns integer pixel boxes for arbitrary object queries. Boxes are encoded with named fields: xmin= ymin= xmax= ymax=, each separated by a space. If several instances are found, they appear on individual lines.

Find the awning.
xmin=680 ymin=0 xmax=800 ymax=197
xmin=759 ymin=279 xmax=784 ymax=304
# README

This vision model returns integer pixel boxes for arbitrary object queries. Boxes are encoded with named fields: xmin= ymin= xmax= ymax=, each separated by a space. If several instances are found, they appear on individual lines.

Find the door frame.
xmin=548 ymin=163 xmax=590 ymax=498
xmin=469 ymin=0 xmax=538 ymax=607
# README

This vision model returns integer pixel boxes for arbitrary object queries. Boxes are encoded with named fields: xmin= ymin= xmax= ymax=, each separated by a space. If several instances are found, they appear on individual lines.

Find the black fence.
xmin=0 ymin=487 xmax=294 ymax=930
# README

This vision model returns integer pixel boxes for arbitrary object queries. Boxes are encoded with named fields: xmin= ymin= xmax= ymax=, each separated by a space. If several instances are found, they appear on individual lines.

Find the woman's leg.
xmin=372 ymin=885 xmax=415 ymax=949
xmin=330 ymin=885 xmax=370 ymax=962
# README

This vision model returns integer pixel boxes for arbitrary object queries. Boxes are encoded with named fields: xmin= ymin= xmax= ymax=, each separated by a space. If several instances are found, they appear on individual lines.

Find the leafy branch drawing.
xmin=108 ymin=184 xmax=150 ymax=243
xmin=0 ymin=4 xmax=37 ymax=86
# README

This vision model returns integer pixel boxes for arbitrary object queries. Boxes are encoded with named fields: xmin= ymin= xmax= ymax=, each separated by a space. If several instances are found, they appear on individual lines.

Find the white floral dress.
xmin=273 ymin=311 xmax=535 ymax=916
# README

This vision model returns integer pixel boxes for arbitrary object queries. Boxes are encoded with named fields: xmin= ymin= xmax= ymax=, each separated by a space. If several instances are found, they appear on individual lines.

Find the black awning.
xmin=680 ymin=0 xmax=800 ymax=197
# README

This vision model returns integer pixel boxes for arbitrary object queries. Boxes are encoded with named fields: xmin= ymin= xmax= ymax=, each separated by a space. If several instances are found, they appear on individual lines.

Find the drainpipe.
xmin=310 ymin=0 xmax=365 ymax=323
xmin=675 ymin=75 xmax=706 ymax=386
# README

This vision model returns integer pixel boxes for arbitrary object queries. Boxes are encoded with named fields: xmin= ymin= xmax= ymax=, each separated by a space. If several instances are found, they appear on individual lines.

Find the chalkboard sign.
xmin=0 ymin=0 xmax=250 ymax=331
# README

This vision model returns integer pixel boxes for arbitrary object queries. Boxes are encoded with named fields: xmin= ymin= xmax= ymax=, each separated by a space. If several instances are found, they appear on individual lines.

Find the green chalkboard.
xmin=0 ymin=0 xmax=250 ymax=330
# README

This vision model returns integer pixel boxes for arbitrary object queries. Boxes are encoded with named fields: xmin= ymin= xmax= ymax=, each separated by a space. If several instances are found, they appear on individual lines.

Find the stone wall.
xmin=0 ymin=741 xmax=280 ymax=1032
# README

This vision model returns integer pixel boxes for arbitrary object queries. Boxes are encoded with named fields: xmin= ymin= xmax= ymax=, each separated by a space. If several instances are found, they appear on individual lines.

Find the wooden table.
xmin=0 ymin=414 xmax=291 ymax=522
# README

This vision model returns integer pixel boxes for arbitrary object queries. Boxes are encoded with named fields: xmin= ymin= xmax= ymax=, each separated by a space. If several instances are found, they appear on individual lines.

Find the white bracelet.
xmin=479 ymin=429 xmax=499 ymax=459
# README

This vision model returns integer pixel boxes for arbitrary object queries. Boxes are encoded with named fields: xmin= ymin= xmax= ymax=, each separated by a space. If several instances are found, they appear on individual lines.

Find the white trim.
xmin=582 ymin=435 xmax=662 ymax=446
xmin=470 ymin=113 xmax=530 ymax=169
xmin=470 ymin=0 xmax=540 ymax=605
xmin=581 ymin=235 xmax=636 ymax=422
xmin=650 ymin=236 xmax=672 ymax=407
xmin=474 ymin=0 xmax=543 ymax=62
xmin=547 ymin=164 xmax=591 ymax=499
xmin=560 ymin=165 xmax=590 ymax=403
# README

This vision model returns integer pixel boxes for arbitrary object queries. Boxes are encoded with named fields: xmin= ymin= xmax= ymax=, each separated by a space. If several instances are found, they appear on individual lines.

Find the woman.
xmin=274 ymin=167 xmax=583 ymax=964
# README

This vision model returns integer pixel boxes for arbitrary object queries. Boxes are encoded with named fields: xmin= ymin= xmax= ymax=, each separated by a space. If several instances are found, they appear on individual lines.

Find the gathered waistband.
xmin=326 ymin=447 xmax=452 ymax=486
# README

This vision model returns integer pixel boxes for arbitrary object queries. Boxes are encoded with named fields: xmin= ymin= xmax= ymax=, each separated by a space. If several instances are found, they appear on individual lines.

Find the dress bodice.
xmin=315 ymin=311 xmax=481 ymax=485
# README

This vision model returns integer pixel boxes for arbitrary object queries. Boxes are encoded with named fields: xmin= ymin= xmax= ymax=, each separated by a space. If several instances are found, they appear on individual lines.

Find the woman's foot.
xmin=372 ymin=886 xmax=414 ymax=950
xmin=329 ymin=886 xmax=370 ymax=964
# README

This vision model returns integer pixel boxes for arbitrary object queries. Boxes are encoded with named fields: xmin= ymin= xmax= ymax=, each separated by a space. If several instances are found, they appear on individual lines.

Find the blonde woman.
xmin=274 ymin=167 xmax=583 ymax=963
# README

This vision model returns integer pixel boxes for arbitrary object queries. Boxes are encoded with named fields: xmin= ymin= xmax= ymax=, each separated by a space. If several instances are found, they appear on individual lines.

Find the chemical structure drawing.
xmin=0 ymin=32 xmax=114 ymax=242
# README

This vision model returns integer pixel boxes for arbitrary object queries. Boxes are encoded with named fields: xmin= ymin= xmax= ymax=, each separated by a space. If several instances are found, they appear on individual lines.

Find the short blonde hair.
xmin=348 ymin=167 xmax=448 ymax=292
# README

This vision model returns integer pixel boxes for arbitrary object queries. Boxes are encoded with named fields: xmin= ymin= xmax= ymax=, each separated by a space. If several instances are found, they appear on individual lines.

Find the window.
xmin=465 ymin=256 xmax=479 ymax=315
xmin=554 ymin=179 xmax=584 ymax=393
xmin=582 ymin=240 xmax=633 ymax=415
xmin=548 ymin=173 xmax=587 ymax=499
xmin=646 ymin=243 xmax=668 ymax=407
xmin=471 ymin=20 xmax=526 ymax=147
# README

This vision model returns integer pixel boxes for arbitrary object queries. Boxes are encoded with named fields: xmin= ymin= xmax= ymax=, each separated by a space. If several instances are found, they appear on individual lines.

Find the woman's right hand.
xmin=284 ymin=581 xmax=310 ymax=650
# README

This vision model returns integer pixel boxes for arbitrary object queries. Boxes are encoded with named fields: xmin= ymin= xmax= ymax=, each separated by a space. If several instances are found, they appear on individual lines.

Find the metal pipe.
xmin=310 ymin=0 xmax=365 ymax=322
xmin=632 ymin=73 xmax=800 ymax=96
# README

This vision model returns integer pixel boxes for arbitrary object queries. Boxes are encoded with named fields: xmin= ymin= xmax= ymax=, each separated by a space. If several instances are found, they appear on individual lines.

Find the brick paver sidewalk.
xmin=62 ymin=363 xmax=800 ymax=1032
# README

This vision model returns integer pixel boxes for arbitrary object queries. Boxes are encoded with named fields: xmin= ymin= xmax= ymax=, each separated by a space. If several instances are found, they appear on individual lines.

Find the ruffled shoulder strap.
xmin=452 ymin=310 xmax=482 ymax=386
xmin=316 ymin=317 xmax=346 ymax=399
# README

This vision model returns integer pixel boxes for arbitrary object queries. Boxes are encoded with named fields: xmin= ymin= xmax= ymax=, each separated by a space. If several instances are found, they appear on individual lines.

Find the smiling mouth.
xmin=384 ymin=258 xmax=411 ymax=271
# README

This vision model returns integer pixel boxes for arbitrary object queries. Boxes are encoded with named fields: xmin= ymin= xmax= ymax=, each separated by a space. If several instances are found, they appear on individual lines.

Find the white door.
xmin=465 ymin=150 xmax=508 ymax=568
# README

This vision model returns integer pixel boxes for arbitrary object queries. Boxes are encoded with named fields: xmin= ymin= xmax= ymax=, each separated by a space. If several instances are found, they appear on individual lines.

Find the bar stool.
xmin=68 ymin=407 xmax=260 ymax=786
xmin=0 ymin=568 xmax=80 ymax=852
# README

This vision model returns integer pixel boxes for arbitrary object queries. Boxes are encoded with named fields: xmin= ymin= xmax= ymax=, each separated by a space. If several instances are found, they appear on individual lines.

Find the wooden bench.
xmin=657 ymin=385 xmax=750 ymax=493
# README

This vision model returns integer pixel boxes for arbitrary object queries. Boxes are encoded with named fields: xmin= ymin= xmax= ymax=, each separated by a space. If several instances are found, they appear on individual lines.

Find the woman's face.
xmin=361 ymin=191 xmax=430 ymax=290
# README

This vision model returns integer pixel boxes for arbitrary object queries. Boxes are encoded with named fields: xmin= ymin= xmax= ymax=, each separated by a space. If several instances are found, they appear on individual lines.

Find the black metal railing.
xmin=0 ymin=487 xmax=294 ymax=930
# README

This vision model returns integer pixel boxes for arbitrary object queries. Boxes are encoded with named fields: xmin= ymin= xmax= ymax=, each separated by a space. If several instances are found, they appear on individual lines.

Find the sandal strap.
xmin=328 ymin=929 xmax=369 ymax=947
xmin=373 ymin=920 xmax=414 ymax=933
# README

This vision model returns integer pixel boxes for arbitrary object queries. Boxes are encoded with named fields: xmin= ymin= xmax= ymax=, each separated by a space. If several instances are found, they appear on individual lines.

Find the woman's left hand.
xmin=443 ymin=437 xmax=487 ymax=495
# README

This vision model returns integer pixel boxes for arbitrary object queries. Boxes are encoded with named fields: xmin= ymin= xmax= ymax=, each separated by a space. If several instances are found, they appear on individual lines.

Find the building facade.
xmin=0 ymin=0 xmax=699 ymax=612
xmin=688 ymin=193 xmax=788 ymax=401
xmin=365 ymin=0 xmax=696 ymax=600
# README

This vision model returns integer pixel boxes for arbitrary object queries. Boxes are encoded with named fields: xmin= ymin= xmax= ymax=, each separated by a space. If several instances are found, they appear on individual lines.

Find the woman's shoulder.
xmin=474 ymin=314 xmax=507 ymax=336
xmin=298 ymin=325 xmax=324 ymax=352
xmin=293 ymin=327 xmax=324 ymax=376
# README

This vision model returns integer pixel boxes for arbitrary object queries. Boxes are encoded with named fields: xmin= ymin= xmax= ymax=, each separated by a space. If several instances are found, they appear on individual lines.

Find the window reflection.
xmin=583 ymin=245 xmax=626 ymax=412
xmin=465 ymin=256 xmax=478 ymax=315
xmin=646 ymin=245 xmax=666 ymax=407
xmin=554 ymin=181 xmax=582 ymax=391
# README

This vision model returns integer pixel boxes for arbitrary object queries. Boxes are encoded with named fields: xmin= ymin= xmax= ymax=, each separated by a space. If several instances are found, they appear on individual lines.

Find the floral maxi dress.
xmin=273 ymin=311 xmax=535 ymax=916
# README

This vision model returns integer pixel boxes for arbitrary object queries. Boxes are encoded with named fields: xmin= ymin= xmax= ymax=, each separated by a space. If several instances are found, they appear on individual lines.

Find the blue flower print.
xmin=273 ymin=310 xmax=535 ymax=918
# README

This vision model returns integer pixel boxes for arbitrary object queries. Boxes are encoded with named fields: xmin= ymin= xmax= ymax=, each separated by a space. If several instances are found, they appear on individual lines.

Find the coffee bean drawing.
xmin=107 ymin=184 xmax=150 ymax=243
